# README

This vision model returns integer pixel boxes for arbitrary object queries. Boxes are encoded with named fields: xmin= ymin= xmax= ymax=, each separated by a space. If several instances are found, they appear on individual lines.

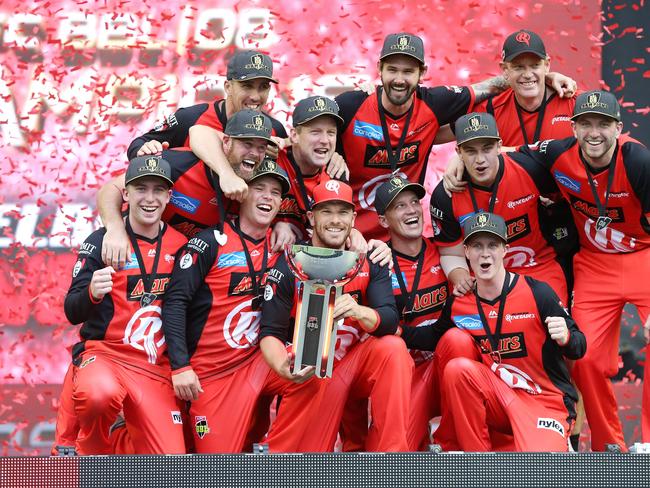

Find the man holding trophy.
xmin=260 ymin=180 xmax=414 ymax=452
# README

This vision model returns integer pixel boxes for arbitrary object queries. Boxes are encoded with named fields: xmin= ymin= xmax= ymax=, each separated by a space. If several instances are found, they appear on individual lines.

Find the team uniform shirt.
xmin=156 ymin=148 xmax=239 ymax=238
xmin=162 ymin=220 xmax=278 ymax=380
xmin=401 ymin=274 xmax=585 ymax=422
xmin=474 ymin=88 xmax=576 ymax=146
xmin=430 ymin=153 xmax=572 ymax=273
xmin=520 ymin=136 xmax=650 ymax=254
xmin=260 ymin=249 xmax=399 ymax=360
xmin=335 ymin=86 xmax=475 ymax=238
xmin=390 ymin=238 xmax=448 ymax=364
xmin=127 ymin=99 xmax=287 ymax=160
xmin=64 ymin=224 xmax=187 ymax=379
xmin=274 ymin=148 xmax=334 ymax=240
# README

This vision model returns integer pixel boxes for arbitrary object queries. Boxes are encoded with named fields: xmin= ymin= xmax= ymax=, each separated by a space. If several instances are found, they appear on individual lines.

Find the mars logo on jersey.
xmin=504 ymin=214 xmax=531 ymax=243
xmin=477 ymin=332 xmax=527 ymax=359
xmin=223 ymin=299 xmax=261 ymax=349
xmin=358 ymin=171 xmax=408 ymax=210
xmin=195 ymin=416 xmax=210 ymax=439
xmin=228 ymin=272 xmax=255 ymax=296
xmin=123 ymin=305 xmax=165 ymax=364
xmin=168 ymin=215 xmax=207 ymax=239
xmin=278 ymin=196 xmax=303 ymax=216
xmin=410 ymin=284 xmax=447 ymax=315
xmin=569 ymin=195 xmax=625 ymax=223
xmin=364 ymin=141 xmax=420 ymax=168
xmin=127 ymin=275 xmax=171 ymax=301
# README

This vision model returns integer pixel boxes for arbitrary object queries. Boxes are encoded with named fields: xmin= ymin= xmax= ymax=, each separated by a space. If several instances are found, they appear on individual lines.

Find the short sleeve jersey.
xmin=335 ymin=85 xmax=474 ymax=239
xmin=474 ymin=88 xmax=576 ymax=146
xmin=64 ymin=225 xmax=187 ymax=378
xmin=520 ymin=136 xmax=650 ymax=253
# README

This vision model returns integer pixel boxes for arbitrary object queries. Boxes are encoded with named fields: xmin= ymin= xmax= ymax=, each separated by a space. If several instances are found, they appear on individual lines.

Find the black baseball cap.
xmin=571 ymin=90 xmax=621 ymax=122
xmin=227 ymin=50 xmax=278 ymax=83
xmin=224 ymin=109 xmax=275 ymax=143
xmin=455 ymin=112 xmax=501 ymax=146
xmin=292 ymin=96 xmax=344 ymax=126
xmin=125 ymin=155 xmax=173 ymax=187
xmin=248 ymin=157 xmax=291 ymax=196
xmin=463 ymin=212 xmax=508 ymax=244
xmin=379 ymin=33 xmax=425 ymax=65
xmin=502 ymin=30 xmax=547 ymax=62
xmin=374 ymin=176 xmax=426 ymax=215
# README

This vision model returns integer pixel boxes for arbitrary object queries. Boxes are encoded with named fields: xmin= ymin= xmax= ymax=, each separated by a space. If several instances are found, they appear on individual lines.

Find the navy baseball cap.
xmin=571 ymin=90 xmax=621 ymax=122
xmin=227 ymin=50 xmax=278 ymax=83
xmin=374 ymin=177 xmax=426 ymax=215
xmin=248 ymin=157 xmax=291 ymax=196
xmin=125 ymin=155 xmax=173 ymax=187
xmin=502 ymin=30 xmax=547 ymax=62
xmin=224 ymin=109 xmax=274 ymax=143
xmin=380 ymin=33 xmax=425 ymax=65
xmin=292 ymin=96 xmax=344 ymax=126
xmin=463 ymin=212 xmax=508 ymax=244
xmin=455 ymin=113 xmax=501 ymax=146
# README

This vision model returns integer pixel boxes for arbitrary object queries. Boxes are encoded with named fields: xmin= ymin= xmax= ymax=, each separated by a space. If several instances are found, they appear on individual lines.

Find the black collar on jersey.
xmin=467 ymin=155 xmax=505 ymax=214
xmin=205 ymin=168 xmax=227 ymax=233
xmin=125 ymin=217 xmax=164 ymax=308
xmin=514 ymin=86 xmax=551 ymax=146
xmin=389 ymin=238 xmax=425 ymax=323
xmin=376 ymin=87 xmax=415 ymax=174
xmin=287 ymin=147 xmax=320 ymax=212
xmin=474 ymin=271 xmax=513 ymax=363
xmin=579 ymin=143 xmax=619 ymax=231
xmin=215 ymin=99 xmax=229 ymax=128
xmin=231 ymin=219 xmax=268 ymax=311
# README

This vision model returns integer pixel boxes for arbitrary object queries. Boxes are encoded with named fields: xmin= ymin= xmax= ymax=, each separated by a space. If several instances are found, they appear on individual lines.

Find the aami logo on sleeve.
xmin=170 ymin=191 xmax=201 ymax=214
xmin=453 ymin=314 xmax=483 ymax=330
xmin=353 ymin=120 xmax=384 ymax=142
xmin=553 ymin=170 xmax=581 ymax=193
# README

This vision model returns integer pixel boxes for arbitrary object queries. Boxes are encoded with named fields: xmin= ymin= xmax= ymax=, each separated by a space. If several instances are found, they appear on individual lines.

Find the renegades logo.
xmin=364 ymin=141 xmax=420 ymax=168
xmin=515 ymin=31 xmax=531 ymax=45
xmin=476 ymin=332 xmax=527 ymax=358
xmin=504 ymin=214 xmax=531 ymax=243
xmin=569 ymin=195 xmax=624 ymax=222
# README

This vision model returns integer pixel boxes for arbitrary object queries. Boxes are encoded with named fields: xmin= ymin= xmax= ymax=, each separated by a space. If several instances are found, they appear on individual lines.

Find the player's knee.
xmin=73 ymin=378 xmax=122 ymax=417
xmin=442 ymin=357 xmax=479 ymax=387
xmin=373 ymin=335 xmax=411 ymax=362
xmin=435 ymin=328 xmax=479 ymax=366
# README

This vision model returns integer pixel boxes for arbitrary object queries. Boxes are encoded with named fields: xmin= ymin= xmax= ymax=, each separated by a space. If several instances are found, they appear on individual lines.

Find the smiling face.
xmin=224 ymin=78 xmax=272 ymax=115
xmin=501 ymin=53 xmax=550 ymax=103
xmin=378 ymin=54 xmax=425 ymax=111
xmin=379 ymin=190 xmax=423 ymax=240
xmin=239 ymin=176 xmax=283 ymax=230
xmin=123 ymin=176 xmax=172 ymax=234
xmin=290 ymin=116 xmax=338 ymax=171
xmin=222 ymin=136 xmax=269 ymax=181
xmin=308 ymin=201 xmax=356 ymax=249
xmin=571 ymin=114 xmax=623 ymax=169
xmin=464 ymin=233 xmax=508 ymax=281
xmin=457 ymin=138 xmax=502 ymax=187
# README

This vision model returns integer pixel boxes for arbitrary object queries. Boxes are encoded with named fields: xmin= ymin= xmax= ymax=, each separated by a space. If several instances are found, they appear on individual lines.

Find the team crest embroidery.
xmin=477 ymin=213 xmax=489 ymax=226
xmin=325 ymin=180 xmax=340 ymax=194
xmin=251 ymin=54 xmax=263 ymax=69
xmin=397 ymin=35 xmax=410 ymax=49
xmin=315 ymin=97 xmax=326 ymax=110
xmin=195 ymin=416 xmax=210 ymax=439
xmin=515 ymin=31 xmax=530 ymax=46
xmin=586 ymin=92 xmax=600 ymax=108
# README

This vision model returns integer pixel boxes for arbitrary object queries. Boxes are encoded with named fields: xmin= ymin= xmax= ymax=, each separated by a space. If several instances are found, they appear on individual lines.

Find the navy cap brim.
xmin=457 ymin=134 xmax=501 ymax=146
xmin=503 ymin=49 xmax=546 ymax=62
xmin=378 ymin=183 xmax=426 ymax=215
xmin=379 ymin=51 xmax=425 ymax=64
xmin=463 ymin=228 xmax=507 ymax=244
xmin=295 ymin=112 xmax=344 ymax=126
xmin=230 ymin=74 xmax=279 ymax=83
xmin=125 ymin=173 xmax=174 ymax=187
xmin=570 ymin=110 xmax=620 ymax=122
xmin=249 ymin=171 xmax=290 ymax=195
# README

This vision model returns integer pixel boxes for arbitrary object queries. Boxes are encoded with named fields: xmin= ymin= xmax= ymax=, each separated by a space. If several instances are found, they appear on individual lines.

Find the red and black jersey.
xmin=389 ymin=238 xmax=448 ymax=364
xmin=474 ymin=88 xmax=576 ymax=146
xmin=430 ymin=153 xmax=575 ymax=272
xmin=260 ymin=248 xmax=399 ymax=360
xmin=64 ymin=225 xmax=187 ymax=378
xmin=520 ymin=136 xmax=650 ymax=254
xmin=127 ymin=99 xmax=288 ymax=160
xmin=401 ymin=274 xmax=586 ymax=421
xmin=274 ymin=148 xmax=335 ymax=240
xmin=162 ymin=220 xmax=279 ymax=380
xmin=159 ymin=148 xmax=239 ymax=239
xmin=335 ymin=85 xmax=474 ymax=239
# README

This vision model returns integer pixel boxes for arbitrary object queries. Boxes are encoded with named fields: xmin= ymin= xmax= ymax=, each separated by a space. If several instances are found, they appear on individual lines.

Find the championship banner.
xmin=0 ymin=0 xmax=644 ymax=455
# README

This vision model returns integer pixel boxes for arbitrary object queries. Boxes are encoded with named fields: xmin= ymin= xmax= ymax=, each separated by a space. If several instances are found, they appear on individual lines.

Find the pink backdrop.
xmin=0 ymin=0 xmax=624 ymax=454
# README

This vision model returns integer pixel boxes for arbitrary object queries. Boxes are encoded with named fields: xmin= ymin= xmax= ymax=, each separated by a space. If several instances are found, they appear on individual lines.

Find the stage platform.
xmin=2 ymin=453 xmax=650 ymax=488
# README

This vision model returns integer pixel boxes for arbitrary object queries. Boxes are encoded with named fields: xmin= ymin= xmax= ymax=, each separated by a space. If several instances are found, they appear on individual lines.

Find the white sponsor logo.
xmin=505 ymin=312 xmax=536 ymax=322
xmin=250 ymin=249 xmax=260 ymax=257
xmin=359 ymin=171 xmax=408 ymax=210
xmin=148 ymin=249 xmax=156 ymax=257
xmin=430 ymin=265 xmax=441 ymax=274
xmin=609 ymin=191 xmax=629 ymax=198
xmin=488 ymin=310 xmax=498 ymax=319
xmin=179 ymin=253 xmax=193 ymax=269
xmin=123 ymin=306 xmax=164 ymax=364
xmin=551 ymin=116 xmax=571 ymax=125
xmin=325 ymin=180 xmax=340 ymax=194
xmin=223 ymin=299 xmax=260 ymax=349
xmin=171 ymin=411 xmax=183 ymax=425
xmin=537 ymin=417 xmax=565 ymax=437
xmin=72 ymin=260 xmax=83 ymax=278
xmin=263 ymin=284 xmax=274 ymax=301
xmin=507 ymin=194 xmax=534 ymax=209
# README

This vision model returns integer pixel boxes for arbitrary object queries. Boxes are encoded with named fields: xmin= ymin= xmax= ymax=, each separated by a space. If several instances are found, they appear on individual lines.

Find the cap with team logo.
xmin=292 ymin=96 xmax=344 ymax=126
xmin=312 ymin=180 xmax=354 ymax=209
xmin=224 ymin=109 xmax=275 ymax=143
xmin=125 ymin=155 xmax=174 ymax=187
xmin=248 ymin=157 xmax=291 ymax=196
xmin=379 ymin=33 xmax=425 ymax=65
xmin=455 ymin=112 xmax=501 ymax=146
xmin=571 ymin=90 xmax=621 ymax=122
xmin=227 ymin=50 xmax=278 ymax=83
xmin=502 ymin=30 xmax=547 ymax=62
xmin=374 ymin=176 xmax=426 ymax=215
xmin=463 ymin=212 xmax=508 ymax=244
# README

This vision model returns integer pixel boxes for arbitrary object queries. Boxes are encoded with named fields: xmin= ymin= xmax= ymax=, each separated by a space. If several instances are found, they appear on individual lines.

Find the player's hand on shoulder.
xmin=546 ymin=72 xmax=577 ymax=98
xmin=102 ymin=226 xmax=132 ymax=269
xmin=266 ymin=137 xmax=282 ymax=158
xmin=368 ymin=239 xmax=393 ymax=268
xmin=448 ymin=268 xmax=475 ymax=297
xmin=545 ymin=316 xmax=569 ymax=346
xmin=326 ymin=153 xmax=350 ymax=181
xmin=136 ymin=140 xmax=169 ymax=156
xmin=89 ymin=266 xmax=116 ymax=300
xmin=442 ymin=152 xmax=467 ymax=196
xmin=172 ymin=369 xmax=203 ymax=401
xmin=218 ymin=167 xmax=248 ymax=202
xmin=271 ymin=221 xmax=297 ymax=253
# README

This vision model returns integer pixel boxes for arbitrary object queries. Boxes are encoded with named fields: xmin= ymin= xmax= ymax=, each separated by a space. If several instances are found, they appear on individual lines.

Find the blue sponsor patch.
xmin=122 ymin=253 xmax=139 ymax=270
xmin=390 ymin=271 xmax=407 ymax=290
xmin=554 ymin=170 xmax=581 ymax=193
xmin=217 ymin=251 xmax=247 ymax=268
xmin=170 ymin=191 xmax=201 ymax=214
xmin=353 ymin=120 xmax=384 ymax=142
xmin=453 ymin=314 xmax=484 ymax=330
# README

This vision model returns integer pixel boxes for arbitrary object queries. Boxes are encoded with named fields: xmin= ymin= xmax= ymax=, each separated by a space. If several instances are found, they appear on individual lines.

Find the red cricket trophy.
xmin=285 ymin=245 xmax=366 ymax=378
